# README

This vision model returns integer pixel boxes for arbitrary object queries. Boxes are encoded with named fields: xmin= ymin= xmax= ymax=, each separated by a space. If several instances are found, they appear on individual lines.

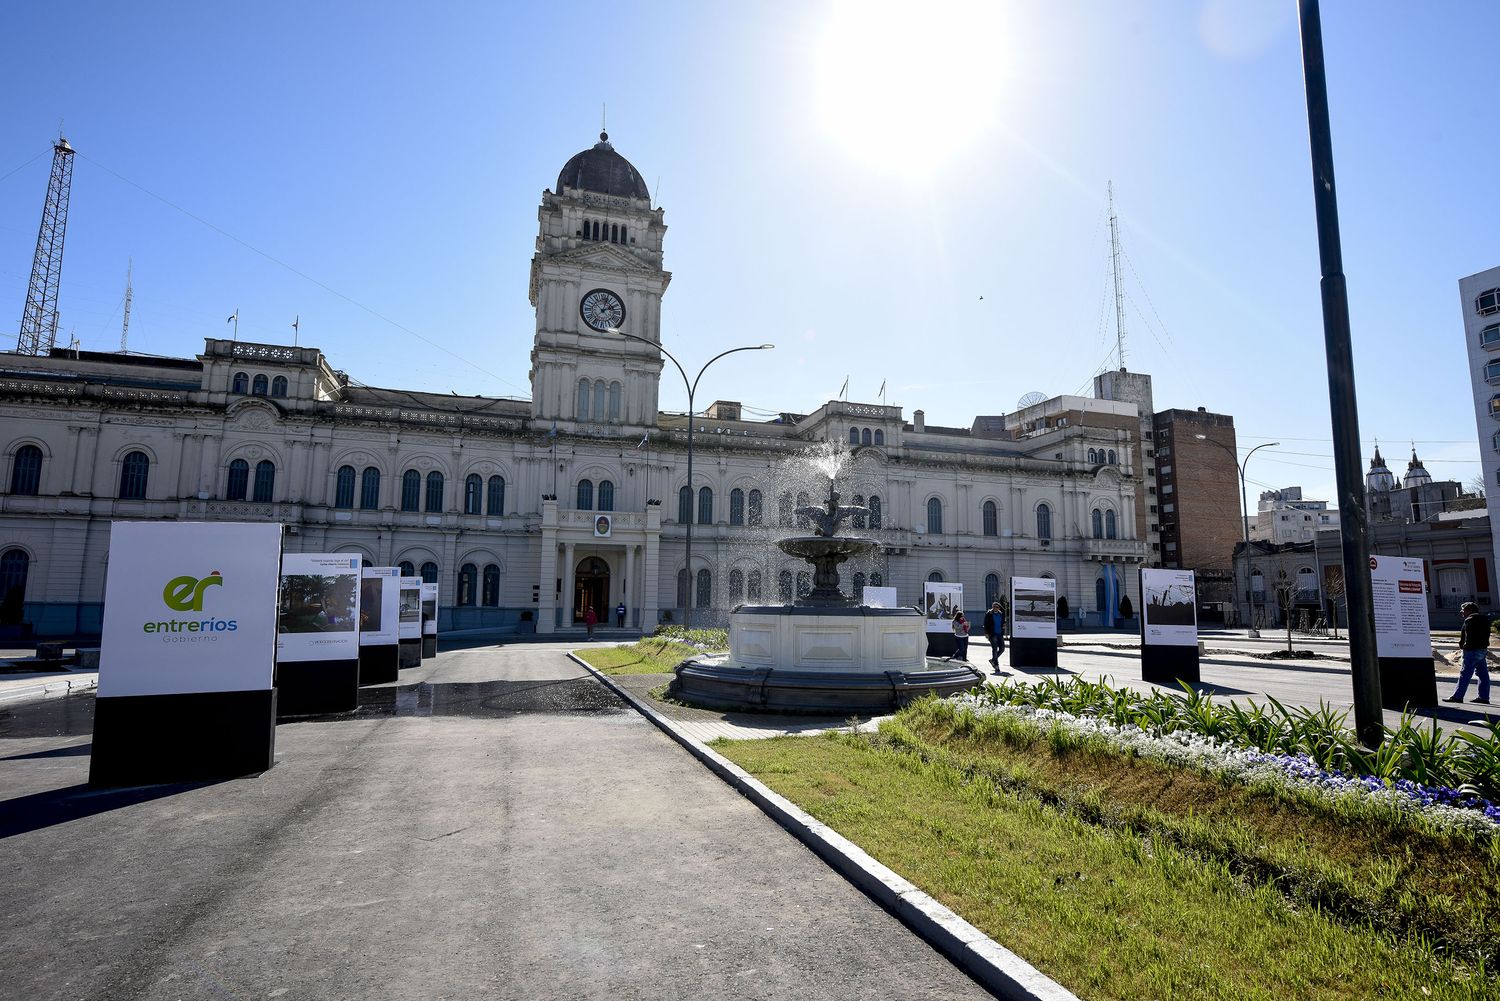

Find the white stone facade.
xmin=0 ymin=139 xmax=1149 ymax=638
xmin=1461 ymin=264 xmax=1500 ymax=585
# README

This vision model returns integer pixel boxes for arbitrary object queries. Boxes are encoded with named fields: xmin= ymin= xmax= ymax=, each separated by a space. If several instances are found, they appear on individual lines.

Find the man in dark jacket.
xmin=1445 ymin=601 xmax=1491 ymax=704
xmin=982 ymin=601 xmax=1005 ymax=669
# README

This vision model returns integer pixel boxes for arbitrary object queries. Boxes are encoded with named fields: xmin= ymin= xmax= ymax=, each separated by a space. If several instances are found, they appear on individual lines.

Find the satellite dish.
xmin=1017 ymin=391 xmax=1047 ymax=409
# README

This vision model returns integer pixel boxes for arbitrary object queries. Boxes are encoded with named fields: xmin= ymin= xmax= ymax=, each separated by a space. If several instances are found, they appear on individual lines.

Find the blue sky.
xmin=1 ymin=1 xmax=1496 ymax=506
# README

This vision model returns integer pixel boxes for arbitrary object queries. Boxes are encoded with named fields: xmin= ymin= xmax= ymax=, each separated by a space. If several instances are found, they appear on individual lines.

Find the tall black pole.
xmin=1298 ymin=0 xmax=1383 ymax=747
xmin=684 ymin=389 xmax=695 ymax=630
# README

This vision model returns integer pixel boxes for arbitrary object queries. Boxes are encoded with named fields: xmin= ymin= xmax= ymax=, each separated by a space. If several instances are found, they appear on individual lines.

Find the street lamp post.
xmin=1196 ymin=434 xmax=1278 ymax=638
xmin=607 ymin=327 xmax=772 ymax=629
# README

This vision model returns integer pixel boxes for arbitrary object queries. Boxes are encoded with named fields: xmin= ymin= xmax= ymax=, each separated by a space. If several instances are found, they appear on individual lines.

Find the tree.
xmin=1323 ymin=565 xmax=1345 ymax=639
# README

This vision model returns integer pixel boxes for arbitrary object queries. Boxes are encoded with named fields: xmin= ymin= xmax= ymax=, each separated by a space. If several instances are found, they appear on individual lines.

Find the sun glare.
xmin=813 ymin=0 xmax=1012 ymax=175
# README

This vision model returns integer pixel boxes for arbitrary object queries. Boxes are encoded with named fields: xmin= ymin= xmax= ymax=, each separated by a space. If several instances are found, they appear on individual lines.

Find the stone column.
xmin=624 ymin=542 xmax=636 ymax=609
xmin=561 ymin=541 xmax=576 ymax=627
xmin=538 ymin=499 xmax=559 ymax=634
xmin=642 ymin=507 xmax=661 ymax=628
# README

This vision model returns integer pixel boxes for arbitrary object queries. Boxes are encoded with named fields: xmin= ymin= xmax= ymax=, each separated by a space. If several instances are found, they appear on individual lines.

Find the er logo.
xmin=163 ymin=571 xmax=223 ymax=611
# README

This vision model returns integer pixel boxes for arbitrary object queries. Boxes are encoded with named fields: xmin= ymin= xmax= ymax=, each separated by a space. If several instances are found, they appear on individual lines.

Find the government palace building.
xmin=0 ymin=133 xmax=1150 ymax=639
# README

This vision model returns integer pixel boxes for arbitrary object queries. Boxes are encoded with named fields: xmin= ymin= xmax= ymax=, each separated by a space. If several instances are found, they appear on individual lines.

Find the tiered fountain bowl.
xmin=671 ymin=489 xmax=983 ymax=713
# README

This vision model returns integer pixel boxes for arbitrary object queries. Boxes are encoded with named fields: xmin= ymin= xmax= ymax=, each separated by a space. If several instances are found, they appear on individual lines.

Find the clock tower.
xmin=529 ymin=132 xmax=669 ymax=429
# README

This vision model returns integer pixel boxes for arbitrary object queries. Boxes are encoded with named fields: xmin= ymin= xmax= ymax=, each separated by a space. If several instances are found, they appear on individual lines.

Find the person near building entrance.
xmin=615 ymin=601 xmax=626 ymax=628
xmin=583 ymin=604 xmax=597 ymax=641
xmin=983 ymin=601 xmax=1005 ymax=668
xmin=946 ymin=611 xmax=970 ymax=662
xmin=1445 ymin=601 xmax=1491 ymax=704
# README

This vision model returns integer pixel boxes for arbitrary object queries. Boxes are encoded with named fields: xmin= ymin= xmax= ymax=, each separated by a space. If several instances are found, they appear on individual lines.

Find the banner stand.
xmin=1141 ymin=645 xmax=1200 ymax=685
xmin=1009 ymin=636 xmax=1057 ymax=670
xmin=276 ymin=554 xmax=363 ymax=717
xmin=1369 ymin=556 xmax=1438 ymax=711
xmin=92 ymin=690 xmax=277 ymax=786
xmin=358 ymin=567 xmax=402 ymax=686
xmin=1139 ymin=568 xmax=1201 ymax=685
xmin=397 ymin=576 xmax=423 ymax=669
xmin=1378 ymin=658 xmax=1437 ymax=710
xmin=1009 ymin=576 xmax=1059 ymax=671
xmin=359 ymin=645 xmax=399 ymax=686
xmin=420 ymin=581 xmax=439 ymax=659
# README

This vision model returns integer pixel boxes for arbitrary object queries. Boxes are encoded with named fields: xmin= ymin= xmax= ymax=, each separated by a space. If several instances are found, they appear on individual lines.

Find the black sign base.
xmin=925 ymin=633 xmax=958 ymax=658
xmin=359 ymin=644 xmax=398 ymax=686
xmin=1379 ymin=657 xmax=1438 ymax=710
xmin=1142 ymin=644 xmax=1201 ymax=685
xmin=422 ymin=634 xmax=437 ymax=659
xmin=398 ymin=637 xmax=422 ymax=669
xmin=275 ymin=658 xmax=359 ymax=718
xmin=1010 ymin=637 xmax=1057 ymax=669
xmin=89 ymin=689 xmax=276 ymax=787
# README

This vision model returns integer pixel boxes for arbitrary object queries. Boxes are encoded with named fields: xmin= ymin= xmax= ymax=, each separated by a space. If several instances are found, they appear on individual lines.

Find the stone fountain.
xmin=671 ymin=481 xmax=984 ymax=713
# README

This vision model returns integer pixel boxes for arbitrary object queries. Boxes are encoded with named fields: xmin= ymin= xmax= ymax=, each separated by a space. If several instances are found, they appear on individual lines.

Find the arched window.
xmin=401 ymin=469 xmax=421 ymax=511
xmin=608 ymin=381 xmax=622 ymax=420
xmin=869 ymin=495 xmax=882 ymax=529
xmin=747 ymin=569 xmax=762 ymax=601
xmin=232 ymin=372 xmax=249 ymax=394
xmin=796 ymin=492 xmax=811 ymax=529
xmin=226 ymin=458 xmax=249 ymax=500
xmin=360 ymin=467 xmax=381 ymax=509
xmin=778 ymin=570 xmax=794 ymax=602
xmin=465 ymin=474 xmax=483 ymax=515
xmin=593 ymin=380 xmax=606 ymax=421
xmin=870 ymin=572 xmax=883 ymax=588
xmin=873 ymin=429 xmax=884 ymax=446
xmin=598 ymin=480 xmax=614 ymax=512
xmin=778 ymin=492 xmax=794 ymax=527
xmin=698 ymin=486 xmax=713 ymax=524
xmin=926 ymin=497 xmax=943 ymax=534
xmin=849 ymin=427 xmax=860 ymax=445
xmin=271 ymin=376 xmax=288 ymax=398
xmin=620 ymin=225 xmax=627 ymax=243
xmin=582 ymin=218 xmax=591 ymax=240
xmin=729 ymin=568 xmax=744 ymax=600
xmin=610 ymin=223 xmax=619 ymax=243
xmin=458 ymin=563 xmax=477 ymax=606
xmin=420 ymin=561 xmax=438 ymax=584
xmin=1036 ymin=503 xmax=1053 ymax=539
xmin=334 ymin=465 xmax=356 ymax=509
xmin=1095 ymin=577 xmax=1106 ymax=612
xmin=10 ymin=445 xmax=42 ymax=495
xmin=985 ymin=573 xmax=1001 ymax=607
xmin=119 ymin=451 xmax=149 ymax=499
xmin=1107 ymin=449 xmax=1117 ymax=464
xmin=425 ymin=471 xmax=444 ymax=512
xmin=853 ymin=571 xmax=866 ymax=599
xmin=982 ymin=500 xmax=998 ymax=536
xmin=252 ymin=374 xmax=269 ymax=396
xmin=399 ymin=561 xmax=415 ymax=578
xmin=482 ymin=564 xmax=500 ymax=606
xmin=676 ymin=569 xmax=690 ymax=609
xmin=593 ymin=220 xmax=601 ymax=241
xmin=851 ymin=494 xmax=866 ymax=529
xmin=577 ymin=378 xmax=591 ymax=419
xmin=487 ymin=475 xmax=505 ymax=516
xmin=1105 ymin=509 xmax=1117 ymax=539
xmin=927 ymin=570 xmax=945 ymax=583
xmin=0 ymin=548 xmax=28 ymax=611
xmin=862 ymin=428 xmax=872 ymax=446
xmin=730 ymin=488 xmax=745 ymax=525
xmin=1091 ymin=509 xmax=1104 ymax=538
xmin=748 ymin=489 xmax=763 ymax=526
xmin=796 ymin=571 xmax=811 ymax=598
xmin=678 ymin=485 xmax=692 ymax=523
xmin=253 ymin=460 xmax=276 ymax=503
xmin=1250 ymin=568 xmax=1265 ymax=592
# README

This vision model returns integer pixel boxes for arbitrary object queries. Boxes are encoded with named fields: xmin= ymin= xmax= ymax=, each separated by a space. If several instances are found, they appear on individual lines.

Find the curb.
xmin=0 ymin=674 xmax=99 ymax=705
xmin=569 ymin=652 xmax=1079 ymax=1001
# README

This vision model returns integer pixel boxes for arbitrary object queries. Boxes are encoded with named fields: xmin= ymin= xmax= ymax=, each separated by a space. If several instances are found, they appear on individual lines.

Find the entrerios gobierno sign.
xmin=145 ymin=571 xmax=237 ymax=634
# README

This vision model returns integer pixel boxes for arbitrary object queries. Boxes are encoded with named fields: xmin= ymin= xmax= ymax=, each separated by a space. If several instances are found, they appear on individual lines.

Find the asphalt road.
xmin=0 ymin=643 xmax=992 ymax=1001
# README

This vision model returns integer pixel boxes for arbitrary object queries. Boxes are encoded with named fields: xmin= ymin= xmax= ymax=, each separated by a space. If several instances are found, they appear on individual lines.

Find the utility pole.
xmin=17 ymin=136 xmax=76 ymax=356
xmin=1108 ymin=181 xmax=1127 ymax=369
xmin=119 ymin=258 xmax=133 ymax=352
xmin=1298 ymin=0 xmax=1383 ymax=747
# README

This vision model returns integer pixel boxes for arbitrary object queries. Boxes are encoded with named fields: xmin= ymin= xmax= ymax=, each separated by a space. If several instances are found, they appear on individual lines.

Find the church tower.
xmin=528 ymin=132 xmax=669 ymax=429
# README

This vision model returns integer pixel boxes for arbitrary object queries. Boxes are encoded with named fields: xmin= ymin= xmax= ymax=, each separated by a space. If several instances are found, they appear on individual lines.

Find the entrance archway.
xmin=574 ymin=556 xmax=610 ymax=623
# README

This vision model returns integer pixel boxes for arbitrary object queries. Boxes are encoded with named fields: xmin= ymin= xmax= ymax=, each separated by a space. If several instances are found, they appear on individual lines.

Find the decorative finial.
xmin=600 ymin=130 xmax=609 ymax=143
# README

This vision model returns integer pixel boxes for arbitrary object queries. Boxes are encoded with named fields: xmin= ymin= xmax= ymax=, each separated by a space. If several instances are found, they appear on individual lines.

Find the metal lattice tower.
xmin=120 ymin=257 xmax=133 ymax=352
xmin=1108 ymin=181 xmax=1127 ymax=370
xmin=16 ymin=136 xmax=76 ymax=356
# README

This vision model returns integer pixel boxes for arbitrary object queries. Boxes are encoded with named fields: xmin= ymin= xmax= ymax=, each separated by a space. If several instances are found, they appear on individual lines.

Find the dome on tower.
xmin=1366 ymin=446 xmax=1395 ymax=493
xmin=1403 ymin=449 xmax=1432 ymax=488
xmin=556 ymin=132 xmax=650 ymax=200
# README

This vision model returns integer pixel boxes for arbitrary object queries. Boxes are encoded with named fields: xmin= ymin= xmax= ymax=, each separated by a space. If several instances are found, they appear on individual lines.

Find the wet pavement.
xmin=0 ymin=640 xmax=992 ymax=1001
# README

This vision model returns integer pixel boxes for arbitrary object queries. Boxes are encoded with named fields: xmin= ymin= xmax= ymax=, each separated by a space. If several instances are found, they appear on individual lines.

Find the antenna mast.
xmin=1108 ymin=181 xmax=1126 ymax=369
xmin=17 ymin=135 xmax=76 ymax=356
xmin=120 ymin=257 xmax=133 ymax=352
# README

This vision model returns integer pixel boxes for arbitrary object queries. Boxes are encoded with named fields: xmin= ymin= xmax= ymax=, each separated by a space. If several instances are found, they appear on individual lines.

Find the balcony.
xmin=558 ymin=510 xmax=647 ymax=532
xmin=1084 ymin=538 xmax=1150 ymax=562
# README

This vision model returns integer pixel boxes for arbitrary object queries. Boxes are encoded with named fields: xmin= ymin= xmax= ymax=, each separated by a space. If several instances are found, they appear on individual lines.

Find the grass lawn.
xmin=716 ymin=704 xmax=1500 ymax=1000
xmin=576 ymin=637 xmax=712 ymax=675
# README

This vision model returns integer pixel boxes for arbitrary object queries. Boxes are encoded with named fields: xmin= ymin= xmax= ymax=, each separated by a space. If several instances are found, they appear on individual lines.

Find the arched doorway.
xmin=574 ymin=556 xmax=610 ymax=623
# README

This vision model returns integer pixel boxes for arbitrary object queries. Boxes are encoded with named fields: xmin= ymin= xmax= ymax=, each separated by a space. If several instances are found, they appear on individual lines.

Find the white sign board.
xmin=1141 ymin=568 xmax=1198 ymax=647
xmin=1010 ymin=576 xmax=1058 ymax=640
xmin=420 ymin=582 xmax=439 ymax=637
xmin=277 ymin=554 xmax=362 ymax=663
xmin=398 ymin=576 xmax=423 ymax=640
xmin=359 ymin=567 xmax=401 ymax=647
xmin=1370 ymin=555 xmax=1430 ymax=658
xmin=923 ymin=582 xmax=963 ymax=631
xmin=99 ymin=521 xmax=281 ymax=697
xmin=863 ymin=586 xmax=899 ymax=609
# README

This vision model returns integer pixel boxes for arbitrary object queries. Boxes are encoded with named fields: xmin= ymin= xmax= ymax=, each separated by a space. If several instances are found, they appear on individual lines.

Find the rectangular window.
xmin=1158 ymin=447 xmax=1170 ymax=458
xmin=1148 ymin=505 xmax=1157 ymax=514
xmin=1147 ymin=486 xmax=1156 ymax=495
xmin=1162 ymin=484 xmax=1174 ymax=494
xmin=1160 ymin=465 xmax=1172 ymax=475
xmin=1145 ymin=448 xmax=1154 ymax=458
xmin=1163 ymin=503 xmax=1175 ymax=513
xmin=1165 ymin=542 xmax=1177 ymax=551
xmin=1487 ymin=359 xmax=1500 ymax=383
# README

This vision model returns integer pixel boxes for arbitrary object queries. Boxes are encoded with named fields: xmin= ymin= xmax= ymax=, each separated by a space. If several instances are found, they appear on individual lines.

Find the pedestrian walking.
xmin=982 ymin=601 xmax=1005 ymax=668
xmin=947 ymin=611 xmax=970 ymax=662
xmin=1445 ymin=601 xmax=1491 ymax=704
xmin=583 ymin=605 xmax=598 ymax=641
xmin=615 ymin=601 xmax=627 ymax=628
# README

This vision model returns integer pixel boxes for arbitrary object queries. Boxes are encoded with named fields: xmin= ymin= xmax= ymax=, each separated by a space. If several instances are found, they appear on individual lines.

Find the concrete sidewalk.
xmin=0 ymin=643 xmax=992 ymax=1001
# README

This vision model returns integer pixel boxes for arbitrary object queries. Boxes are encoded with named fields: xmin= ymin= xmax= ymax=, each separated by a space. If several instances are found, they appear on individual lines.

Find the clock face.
xmin=579 ymin=288 xmax=626 ymax=332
